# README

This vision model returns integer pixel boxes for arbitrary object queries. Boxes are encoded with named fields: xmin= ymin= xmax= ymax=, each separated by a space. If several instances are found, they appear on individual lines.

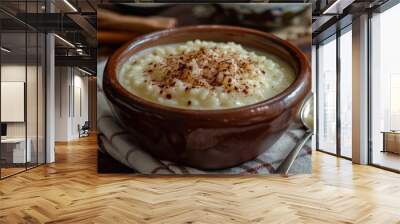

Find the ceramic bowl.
xmin=103 ymin=25 xmax=311 ymax=170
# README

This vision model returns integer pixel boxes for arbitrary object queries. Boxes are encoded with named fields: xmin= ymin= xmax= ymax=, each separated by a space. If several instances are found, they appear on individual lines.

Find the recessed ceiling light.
xmin=78 ymin=67 xmax=92 ymax=76
xmin=54 ymin=34 xmax=75 ymax=48
xmin=63 ymin=0 xmax=78 ymax=12
xmin=323 ymin=0 xmax=341 ymax=14
xmin=322 ymin=0 xmax=354 ymax=15
xmin=1 ymin=47 xmax=11 ymax=53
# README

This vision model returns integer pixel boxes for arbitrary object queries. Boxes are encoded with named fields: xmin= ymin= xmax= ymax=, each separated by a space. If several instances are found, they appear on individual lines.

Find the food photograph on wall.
xmin=97 ymin=3 xmax=313 ymax=175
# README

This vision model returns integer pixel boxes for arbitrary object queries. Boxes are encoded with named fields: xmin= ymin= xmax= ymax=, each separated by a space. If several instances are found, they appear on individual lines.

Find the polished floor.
xmin=0 ymin=136 xmax=400 ymax=223
xmin=1 ymin=163 xmax=42 ymax=178
xmin=1 ymin=167 xmax=25 ymax=178
xmin=372 ymin=150 xmax=400 ymax=171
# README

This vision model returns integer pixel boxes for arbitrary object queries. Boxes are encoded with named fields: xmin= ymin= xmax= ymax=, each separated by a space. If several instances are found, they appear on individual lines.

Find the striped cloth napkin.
xmin=97 ymin=58 xmax=311 ymax=175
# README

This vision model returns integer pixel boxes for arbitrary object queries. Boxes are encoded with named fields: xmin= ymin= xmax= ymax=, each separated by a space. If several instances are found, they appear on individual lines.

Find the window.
xmin=317 ymin=35 xmax=337 ymax=154
xmin=339 ymin=27 xmax=352 ymax=158
xmin=370 ymin=3 xmax=400 ymax=171
xmin=316 ymin=25 xmax=353 ymax=159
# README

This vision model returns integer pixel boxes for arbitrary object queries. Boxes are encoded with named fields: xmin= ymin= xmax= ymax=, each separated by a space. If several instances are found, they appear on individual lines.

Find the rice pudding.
xmin=118 ymin=40 xmax=295 ymax=109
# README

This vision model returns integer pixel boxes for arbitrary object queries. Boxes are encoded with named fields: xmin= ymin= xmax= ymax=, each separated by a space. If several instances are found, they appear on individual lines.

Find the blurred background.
xmin=98 ymin=3 xmax=311 ymax=60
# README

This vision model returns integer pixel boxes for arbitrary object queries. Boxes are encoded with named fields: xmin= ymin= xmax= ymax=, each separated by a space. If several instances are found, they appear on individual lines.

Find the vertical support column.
xmin=88 ymin=76 xmax=97 ymax=133
xmin=352 ymin=14 xmax=369 ymax=164
xmin=46 ymin=33 xmax=55 ymax=163
xmin=46 ymin=0 xmax=55 ymax=163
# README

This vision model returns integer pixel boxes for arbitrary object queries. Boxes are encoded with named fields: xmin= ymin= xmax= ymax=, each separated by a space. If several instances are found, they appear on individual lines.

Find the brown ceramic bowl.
xmin=103 ymin=25 xmax=311 ymax=170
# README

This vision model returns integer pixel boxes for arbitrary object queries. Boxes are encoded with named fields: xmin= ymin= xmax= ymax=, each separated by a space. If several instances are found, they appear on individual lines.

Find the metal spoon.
xmin=277 ymin=94 xmax=314 ymax=176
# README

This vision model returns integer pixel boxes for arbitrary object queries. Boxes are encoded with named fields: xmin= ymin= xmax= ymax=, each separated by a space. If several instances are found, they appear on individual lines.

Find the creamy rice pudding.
xmin=118 ymin=40 xmax=295 ymax=109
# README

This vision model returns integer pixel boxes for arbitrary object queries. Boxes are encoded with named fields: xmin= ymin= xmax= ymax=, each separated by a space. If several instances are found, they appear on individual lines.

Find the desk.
xmin=382 ymin=131 xmax=400 ymax=154
xmin=1 ymin=138 xmax=31 ymax=163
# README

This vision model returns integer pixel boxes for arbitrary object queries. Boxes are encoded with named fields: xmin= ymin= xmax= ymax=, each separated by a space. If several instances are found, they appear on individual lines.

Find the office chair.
xmin=79 ymin=121 xmax=90 ymax=138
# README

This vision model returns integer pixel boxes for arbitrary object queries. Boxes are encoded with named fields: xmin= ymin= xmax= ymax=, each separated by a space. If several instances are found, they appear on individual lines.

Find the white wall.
xmin=55 ymin=66 xmax=70 ymax=141
xmin=1 ymin=65 xmax=38 ymax=138
xmin=72 ymin=73 xmax=89 ymax=138
xmin=1 ymin=82 xmax=25 ymax=122
xmin=54 ymin=67 xmax=89 ymax=141
xmin=1 ymin=65 xmax=26 ymax=139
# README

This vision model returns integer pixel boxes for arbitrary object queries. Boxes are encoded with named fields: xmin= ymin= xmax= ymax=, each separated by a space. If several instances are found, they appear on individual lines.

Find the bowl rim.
xmin=104 ymin=25 xmax=311 ymax=119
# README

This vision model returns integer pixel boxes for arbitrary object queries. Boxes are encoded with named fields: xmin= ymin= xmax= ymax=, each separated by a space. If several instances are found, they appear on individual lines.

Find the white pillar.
xmin=44 ymin=0 xmax=55 ymax=164
xmin=46 ymin=32 xmax=55 ymax=164
xmin=352 ymin=14 xmax=369 ymax=164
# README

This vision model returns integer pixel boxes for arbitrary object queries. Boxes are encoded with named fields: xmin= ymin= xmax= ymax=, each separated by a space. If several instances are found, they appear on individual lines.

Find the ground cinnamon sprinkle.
xmin=119 ymin=40 xmax=295 ymax=109
xmin=144 ymin=45 xmax=261 ymax=96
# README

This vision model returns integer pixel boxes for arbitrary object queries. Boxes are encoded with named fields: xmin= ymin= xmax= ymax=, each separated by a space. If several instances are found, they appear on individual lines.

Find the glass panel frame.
xmin=27 ymin=30 xmax=39 ymax=169
xmin=339 ymin=25 xmax=353 ymax=159
xmin=369 ymin=3 xmax=400 ymax=172
xmin=0 ymin=29 xmax=28 ymax=178
xmin=317 ymin=34 xmax=338 ymax=155
xmin=0 ymin=0 xmax=46 ymax=180
xmin=315 ymin=25 xmax=353 ymax=161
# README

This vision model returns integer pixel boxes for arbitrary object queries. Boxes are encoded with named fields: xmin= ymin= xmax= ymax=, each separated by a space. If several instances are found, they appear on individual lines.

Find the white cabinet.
xmin=1 ymin=138 xmax=32 ymax=163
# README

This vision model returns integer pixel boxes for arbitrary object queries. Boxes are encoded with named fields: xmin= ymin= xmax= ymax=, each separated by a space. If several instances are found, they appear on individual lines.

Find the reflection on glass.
xmin=38 ymin=33 xmax=46 ymax=165
xmin=0 ymin=1 xmax=46 ymax=179
xmin=27 ymin=31 xmax=38 ymax=169
xmin=371 ymin=4 xmax=400 ymax=171
xmin=317 ymin=37 xmax=337 ymax=154
xmin=1 ymin=32 xmax=27 ymax=177
xmin=340 ymin=28 xmax=352 ymax=158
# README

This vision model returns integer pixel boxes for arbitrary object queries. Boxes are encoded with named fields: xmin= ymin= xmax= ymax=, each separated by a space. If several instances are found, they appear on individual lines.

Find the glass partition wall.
xmin=0 ymin=31 xmax=27 ymax=177
xmin=0 ymin=3 xmax=46 ymax=179
xmin=370 ymin=3 xmax=400 ymax=172
xmin=316 ymin=25 xmax=352 ymax=159
xmin=339 ymin=27 xmax=352 ymax=159
xmin=317 ymin=35 xmax=337 ymax=155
